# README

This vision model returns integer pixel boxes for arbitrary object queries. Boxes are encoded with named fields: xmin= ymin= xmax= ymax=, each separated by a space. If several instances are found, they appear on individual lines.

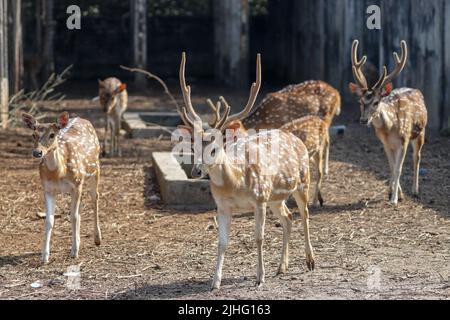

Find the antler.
xmin=373 ymin=40 xmax=408 ymax=90
xmin=179 ymin=52 xmax=202 ymax=127
xmin=206 ymin=98 xmax=222 ymax=128
xmin=351 ymin=40 xmax=368 ymax=90
xmin=219 ymin=54 xmax=262 ymax=128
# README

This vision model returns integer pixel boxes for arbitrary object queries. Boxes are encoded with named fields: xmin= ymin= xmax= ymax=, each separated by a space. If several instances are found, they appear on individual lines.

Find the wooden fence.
xmin=268 ymin=0 xmax=450 ymax=130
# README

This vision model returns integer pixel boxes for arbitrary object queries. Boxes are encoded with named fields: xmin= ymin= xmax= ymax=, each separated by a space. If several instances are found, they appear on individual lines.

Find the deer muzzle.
xmin=32 ymin=149 xmax=44 ymax=159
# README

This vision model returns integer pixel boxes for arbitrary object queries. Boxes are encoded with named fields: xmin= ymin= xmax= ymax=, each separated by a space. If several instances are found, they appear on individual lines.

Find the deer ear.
xmin=224 ymin=121 xmax=246 ymax=137
xmin=57 ymin=112 xmax=70 ymax=129
xmin=349 ymin=82 xmax=362 ymax=96
xmin=98 ymin=79 xmax=104 ymax=87
xmin=21 ymin=112 xmax=37 ymax=130
xmin=382 ymin=83 xmax=393 ymax=96
xmin=115 ymin=83 xmax=127 ymax=94
xmin=176 ymin=125 xmax=193 ymax=137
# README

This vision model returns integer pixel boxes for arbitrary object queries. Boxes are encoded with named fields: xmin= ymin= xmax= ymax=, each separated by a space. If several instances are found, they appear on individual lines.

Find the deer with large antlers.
xmin=349 ymin=40 xmax=428 ymax=205
xmin=176 ymin=53 xmax=315 ymax=290
xmin=21 ymin=112 xmax=102 ymax=264
xmin=98 ymin=77 xmax=128 ymax=157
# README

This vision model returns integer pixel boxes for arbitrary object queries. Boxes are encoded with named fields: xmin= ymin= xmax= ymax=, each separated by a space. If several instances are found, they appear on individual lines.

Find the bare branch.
xmin=120 ymin=65 xmax=180 ymax=112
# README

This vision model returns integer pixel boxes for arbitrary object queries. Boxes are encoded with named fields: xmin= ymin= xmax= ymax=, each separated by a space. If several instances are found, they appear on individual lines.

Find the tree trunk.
xmin=8 ymin=0 xmax=23 ymax=94
xmin=131 ymin=0 xmax=148 ymax=89
xmin=0 ymin=0 xmax=9 ymax=129
xmin=213 ymin=0 xmax=249 ymax=88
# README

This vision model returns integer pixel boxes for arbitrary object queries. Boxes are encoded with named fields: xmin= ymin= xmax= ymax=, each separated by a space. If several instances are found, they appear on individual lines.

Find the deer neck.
xmin=207 ymin=148 xmax=242 ymax=188
xmin=372 ymin=101 xmax=395 ymax=131
xmin=41 ymin=143 xmax=66 ymax=177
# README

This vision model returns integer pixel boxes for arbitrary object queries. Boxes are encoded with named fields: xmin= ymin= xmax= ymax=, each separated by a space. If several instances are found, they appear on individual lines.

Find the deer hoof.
xmin=41 ymin=255 xmax=49 ymax=265
xmin=318 ymin=195 xmax=324 ymax=207
xmin=388 ymin=199 xmax=398 ymax=206
xmin=277 ymin=264 xmax=288 ymax=276
xmin=94 ymin=234 xmax=102 ymax=246
xmin=306 ymin=256 xmax=315 ymax=271
xmin=211 ymin=282 xmax=221 ymax=292
xmin=70 ymin=249 xmax=79 ymax=259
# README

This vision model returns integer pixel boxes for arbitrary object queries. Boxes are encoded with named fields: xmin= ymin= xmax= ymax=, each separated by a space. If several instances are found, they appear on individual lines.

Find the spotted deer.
xmin=177 ymin=53 xmax=314 ymax=290
xmin=349 ymin=40 xmax=428 ymax=205
xmin=98 ymin=77 xmax=128 ymax=156
xmin=241 ymin=81 xmax=341 ymax=176
xmin=21 ymin=112 xmax=102 ymax=264
xmin=280 ymin=116 xmax=329 ymax=207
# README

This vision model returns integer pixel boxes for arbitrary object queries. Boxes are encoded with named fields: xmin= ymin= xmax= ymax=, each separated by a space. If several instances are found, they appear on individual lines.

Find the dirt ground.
xmin=0 ymin=87 xmax=449 ymax=300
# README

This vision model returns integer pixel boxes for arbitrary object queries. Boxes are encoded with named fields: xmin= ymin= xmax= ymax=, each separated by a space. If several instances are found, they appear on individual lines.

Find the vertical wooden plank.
xmin=324 ymin=0 xmax=345 ymax=92
xmin=213 ymin=0 xmax=249 ymax=87
xmin=8 ymin=0 xmax=23 ymax=94
xmin=292 ymin=0 xmax=325 ymax=82
xmin=131 ymin=0 xmax=148 ymax=88
xmin=0 ymin=0 xmax=9 ymax=128
xmin=381 ymin=0 xmax=411 ymax=88
xmin=42 ymin=0 xmax=55 ymax=79
xmin=343 ymin=0 xmax=366 ymax=100
xmin=443 ymin=0 xmax=450 ymax=131
xmin=410 ymin=0 xmax=444 ymax=130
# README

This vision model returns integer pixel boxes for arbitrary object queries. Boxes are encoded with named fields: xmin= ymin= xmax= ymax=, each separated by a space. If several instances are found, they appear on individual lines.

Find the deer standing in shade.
xmin=98 ymin=77 xmax=128 ymax=156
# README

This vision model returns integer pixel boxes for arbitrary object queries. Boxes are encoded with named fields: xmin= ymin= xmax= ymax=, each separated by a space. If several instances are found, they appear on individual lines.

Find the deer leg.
xmin=293 ymin=189 xmax=315 ymax=271
xmin=271 ymin=202 xmax=292 ymax=275
xmin=42 ymin=192 xmax=56 ymax=264
xmin=390 ymin=143 xmax=408 ymax=205
xmin=313 ymin=152 xmax=324 ymax=207
xmin=110 ymin=120 xmax=116 ymax=157
xmin=212 ymin=208 xmax=232 ymax=291
xmin=115 ymin=114 xmax=122 ymax=157
xmin=412 ymin=132 xmax=425 ymax=197
xmin=89 ymin=171 xmax=102 ymax=246
xmin=70 ymin=186 xmax=82 ymax=259
xmin=323 ymin=134 xmax=330 ymax=176
xmin=255 ymin=203 xmax=267 ymax=287
xmin=384 ymin=145 xmax=403 ymax=201
xmin=103 ymin=117 xmax=108 ymax=157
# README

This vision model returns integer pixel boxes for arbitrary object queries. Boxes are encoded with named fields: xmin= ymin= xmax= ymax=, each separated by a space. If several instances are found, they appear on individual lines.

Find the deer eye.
xmin=49 ymin=133 xmax=55 ymax=139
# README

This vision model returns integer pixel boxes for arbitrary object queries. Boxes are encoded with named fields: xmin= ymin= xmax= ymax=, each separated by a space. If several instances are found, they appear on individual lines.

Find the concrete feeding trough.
xmin=123 ymin=112 xmax=183 ymax=138
xmin=152 ymin=152 xmax=216 ymax=211
xmin=149 ymin=124 xmax=346 ymax=211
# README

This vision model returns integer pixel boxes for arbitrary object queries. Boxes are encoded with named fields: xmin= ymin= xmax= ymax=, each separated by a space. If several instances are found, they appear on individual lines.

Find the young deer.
xmin=177 ymin=53 xmax=314 ymax=290
xmin=22 ymin=112 xmax=102 ymax=264
xmin=98 ymin=77 xmax=128 ymax=156
xmin=349 ymin=40 xmax=428 ymax=205
xmin=280 ymin=116 xmax=329 ymax=207
xmin=242 ymin=81 xmax=341 ymax=175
